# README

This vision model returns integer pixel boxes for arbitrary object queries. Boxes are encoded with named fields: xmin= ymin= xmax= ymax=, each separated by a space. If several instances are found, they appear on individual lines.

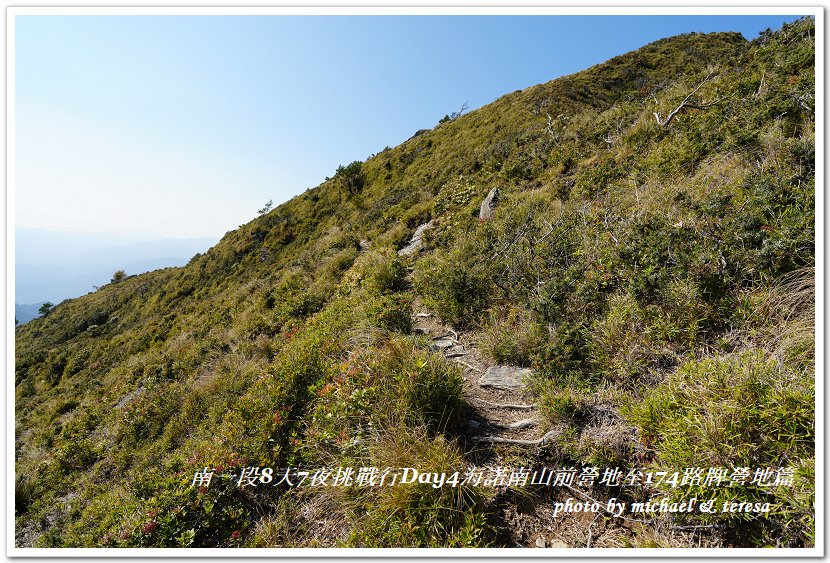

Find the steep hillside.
xmin=15 ymin=19 xmax=815 ymax=549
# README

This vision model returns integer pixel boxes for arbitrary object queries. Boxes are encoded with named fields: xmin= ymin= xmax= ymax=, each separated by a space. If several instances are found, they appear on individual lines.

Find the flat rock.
xmin=549 ymin=539 xmax=569 ymax=548
xmin=478 ymin=365 xmax=532 ymax=390
xmin=430 ymin=338 xmax=455 ymax=350
xmin=535 ymin=537 xmax=546 ymax=548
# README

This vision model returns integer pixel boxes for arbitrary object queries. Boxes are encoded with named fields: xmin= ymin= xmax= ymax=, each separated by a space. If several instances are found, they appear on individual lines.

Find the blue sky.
xmin=15 ymin=13 xmax=805 ymax=238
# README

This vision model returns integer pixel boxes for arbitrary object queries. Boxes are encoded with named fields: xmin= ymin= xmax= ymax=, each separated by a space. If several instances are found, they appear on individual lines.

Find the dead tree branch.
xmin=654 ymin=73 xmax=719 ymax=127
xmin=450 ymin=100 xmax=469 ymax=120
xmin=545 ymin=113 xmax=568 ymax=144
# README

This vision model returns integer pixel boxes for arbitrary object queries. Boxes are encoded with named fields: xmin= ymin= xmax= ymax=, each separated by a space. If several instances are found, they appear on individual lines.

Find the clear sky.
xmin=14 ymin=13 xmax=805 ymax=239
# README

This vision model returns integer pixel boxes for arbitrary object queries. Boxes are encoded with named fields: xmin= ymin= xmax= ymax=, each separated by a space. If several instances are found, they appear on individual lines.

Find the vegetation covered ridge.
xmin=16 ymin=19 xmax=814 ymax=548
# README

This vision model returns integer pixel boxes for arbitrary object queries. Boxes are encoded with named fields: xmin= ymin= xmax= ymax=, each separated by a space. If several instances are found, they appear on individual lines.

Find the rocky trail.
xmin=408 ymin=303 xmax=716 ymax=549
xmin=403 ymin=211 xmax=556 ymax=453
xmin=397 ymin=208 xmax=690 ymax=548
xmin=411 ymin=306 xmax=552 ymax=451
xmin=398 ymin=224 xmax=555 ymax=454
xmin=410 ymin=303 xmax=637 ymax=548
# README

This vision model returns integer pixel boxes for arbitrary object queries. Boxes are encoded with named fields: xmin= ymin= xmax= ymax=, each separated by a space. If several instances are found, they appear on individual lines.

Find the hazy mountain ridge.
xmin=15 ymin=229 xmax=218 ymax=305
xmin=15 ymin=20 xmax=814 ymax=549
xmin=15 ymin=303 xmax=44 ymax=326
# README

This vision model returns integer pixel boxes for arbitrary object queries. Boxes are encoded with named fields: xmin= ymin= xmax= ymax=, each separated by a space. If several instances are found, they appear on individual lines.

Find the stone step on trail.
xmin=469 ymin=398 xmax=537 ymax=410
xmin=478 ymin=365 xmax=533 ymax=391
xmin=477 ymin=429 xmax=557 ymax=446
xmin=505 ymin=418 xmax=537 ymax=430
xmin=411 ymin=302 xmax=550 ymax=446
xmin=444 ymin=344 xmax=466 ymax=358
xmin=430 ymin=338 xmax=455 ymax=351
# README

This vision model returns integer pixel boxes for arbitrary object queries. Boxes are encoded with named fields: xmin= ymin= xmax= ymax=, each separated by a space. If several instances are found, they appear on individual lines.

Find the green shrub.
xmin=373 ymin=339 xmax=464 ymax=432
xmin=335 ymin=161 xmax=365 ymax=195
xmin=433 ymin=177 xmax=476 ymax=215
xmin=41 ymin=352 xmax=68 ymax=386
xmin=626 ymin=351 xmax=812 ymax=467
xmin=623 ymin=350 xmax=814 ymax=545
xmin=367 ymin=294 xmax=413 ymax=334
xmin=346 ymin=429 xmax=494 ymax=547
xmin=109 ymin=466 xmax=256 ymax=547
xmin=588 ymin=292 xmax=664 ymax=382
xmin=304 ymin=357 xmax=376 ymax=463
xmin=286 ymin=292 xmax=325 ymax=319
xmin=479 ymin=306 xmax=546 ymax=367
xmin=414 ymin=253 xmax=492 ymax=328
xmin=56 ymin=438 xmax=100 ymax=472
xmin=63 ymin=348 xmax=91 ymax=378
xmin=366 ymin=255 xmax=408 ymax=294
xmin=119 ymin=383 xmax=186 ymax=447
xmin=537 ymin=384 xmax=582 ymax=425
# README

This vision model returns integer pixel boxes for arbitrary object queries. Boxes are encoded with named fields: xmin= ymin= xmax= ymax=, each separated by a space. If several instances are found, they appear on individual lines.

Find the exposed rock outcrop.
xmin=479 ymin=187 xmax=500 ymax=220
xmin=398 ymin=220 xmax=434 ymax=256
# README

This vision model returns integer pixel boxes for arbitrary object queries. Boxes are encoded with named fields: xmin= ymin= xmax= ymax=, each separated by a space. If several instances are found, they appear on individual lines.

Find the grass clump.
xmin=623 ymin=350 xmax=813 ymax=546
xmin=535 ymin=378 xmax=635 ymax=468
xmin=345 ymin=428 xmax=495 ymax=547
xmin=626 ymin=351 xmax=813 ymax=467
xmin=479 ymin=305 xmax=546 ymax=367
xmin=413 ymin=248 xmax=493 ymax=329
xmin=270 ymin=337 xmax=477 ymax=547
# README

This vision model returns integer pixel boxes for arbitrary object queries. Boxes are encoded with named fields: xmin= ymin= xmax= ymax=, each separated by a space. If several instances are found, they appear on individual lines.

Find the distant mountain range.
xmin=15 ymin=229 xmax=218 ymax=322
xmin=14 ymin=302 xmax=43 ymax=326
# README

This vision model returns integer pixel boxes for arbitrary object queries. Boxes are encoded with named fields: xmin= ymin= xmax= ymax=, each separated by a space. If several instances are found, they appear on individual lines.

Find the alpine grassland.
xmin=15 ymin=18 xmax=814 ymax=548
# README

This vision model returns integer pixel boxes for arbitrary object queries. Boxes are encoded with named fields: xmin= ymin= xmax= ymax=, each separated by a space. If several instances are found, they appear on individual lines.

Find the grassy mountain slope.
xmin=15 ymin=18 xmax=814 ymax=548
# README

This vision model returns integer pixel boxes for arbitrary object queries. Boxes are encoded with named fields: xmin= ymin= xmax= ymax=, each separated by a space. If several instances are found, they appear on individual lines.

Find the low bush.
xmin=366 ymin=294 xmax=413 ymax=334
xmin=365 ymin=255 xmax=408 ymax=295
xmin=372 ymin=338 xmax=464 ymax=433
xmin=479 ymin=306 xmax=546 ymax=367
xmin=335 ymin=161 xmax=365 ymax=195
xmin=413 ymin=252 xmax=492 ymax=329
xmin=623 ymin=350 xmax=814 ymax=545
xmin=346 ymin=428 xmax=495 ymax=547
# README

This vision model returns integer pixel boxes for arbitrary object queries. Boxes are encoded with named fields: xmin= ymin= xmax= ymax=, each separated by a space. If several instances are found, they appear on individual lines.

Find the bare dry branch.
xmin=654 ymin=73 xmax=719 ymax=127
